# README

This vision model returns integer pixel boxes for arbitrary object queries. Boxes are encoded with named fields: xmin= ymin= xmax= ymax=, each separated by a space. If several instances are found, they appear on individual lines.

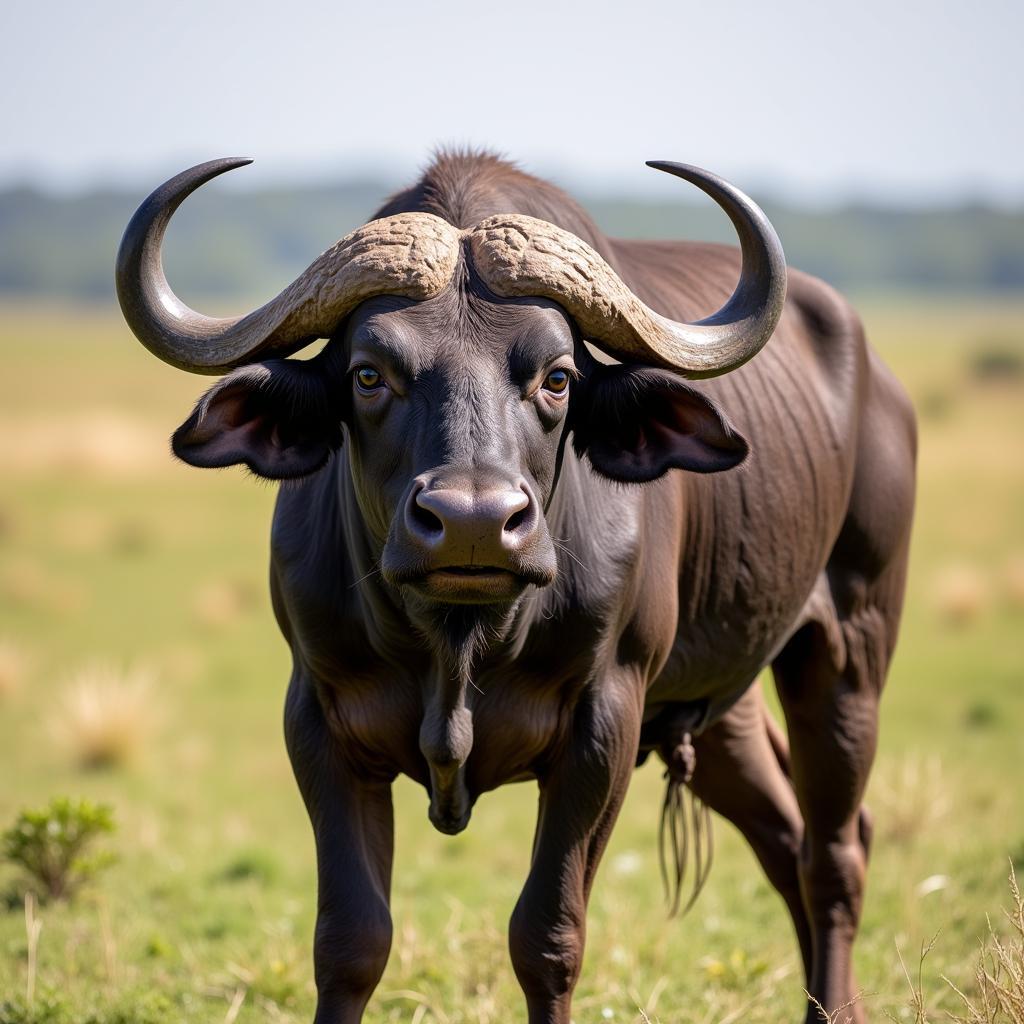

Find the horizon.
xmin=4 ymin=155 xmax=1023 ymax=214
xmin=5 ymin=0 xmax=1023 ymax=208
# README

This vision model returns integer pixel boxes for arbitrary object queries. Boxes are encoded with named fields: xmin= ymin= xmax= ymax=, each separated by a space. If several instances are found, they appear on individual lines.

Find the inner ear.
xmin=572 ymin=365 xmax=749 ymax=482
xmin=172 ymin=361 xmax=342 ymax=480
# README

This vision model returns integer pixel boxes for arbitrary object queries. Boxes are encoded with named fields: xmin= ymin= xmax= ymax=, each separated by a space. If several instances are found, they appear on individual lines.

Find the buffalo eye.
xmin=354 ymin=366 xmax=385 ymax=393
xmin=543 ymin=369 xmax=570 ymax=396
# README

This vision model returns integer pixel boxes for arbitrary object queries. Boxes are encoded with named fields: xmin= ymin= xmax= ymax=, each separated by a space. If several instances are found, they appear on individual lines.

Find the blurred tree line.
xmin=2 ymin=178 xmax=1022 ymax=302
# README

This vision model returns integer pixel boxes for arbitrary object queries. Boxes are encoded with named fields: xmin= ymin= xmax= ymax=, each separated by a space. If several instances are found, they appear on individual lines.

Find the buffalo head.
xmin=116 ymin=159 xmax=785 ymax=617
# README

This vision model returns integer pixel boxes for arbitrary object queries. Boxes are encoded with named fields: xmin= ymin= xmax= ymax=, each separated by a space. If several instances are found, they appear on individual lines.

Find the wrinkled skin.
xmin=171 ymin=156 xmax=916 ymax=1024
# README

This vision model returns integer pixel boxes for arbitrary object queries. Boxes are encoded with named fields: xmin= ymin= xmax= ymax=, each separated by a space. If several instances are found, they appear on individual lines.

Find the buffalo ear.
xmin=172 ymin=361 xmax=342 ymax=480
xmin=573 ymin=365 xmax=748 ymax=482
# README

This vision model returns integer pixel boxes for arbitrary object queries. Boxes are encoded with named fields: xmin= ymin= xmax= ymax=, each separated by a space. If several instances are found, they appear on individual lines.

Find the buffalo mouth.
xmin=384 ymin=560 xmax=557 ymax=604
xmin=414 ymin=566 xmax=526 ymax=604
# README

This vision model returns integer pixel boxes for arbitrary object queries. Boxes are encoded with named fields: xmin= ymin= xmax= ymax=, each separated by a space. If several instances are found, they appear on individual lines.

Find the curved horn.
xmin=116 ymin=159 xmax=462 ymax=374
xmin=468 ymin=162 xmax=787 ymax=378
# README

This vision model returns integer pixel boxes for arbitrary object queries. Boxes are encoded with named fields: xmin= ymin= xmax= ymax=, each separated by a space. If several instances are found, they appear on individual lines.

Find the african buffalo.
xmin=116 ymin=151 xmax=916 ymax=1024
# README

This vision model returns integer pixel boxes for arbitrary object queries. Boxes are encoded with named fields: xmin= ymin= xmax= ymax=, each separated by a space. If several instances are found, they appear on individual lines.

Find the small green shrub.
xmin=964 ymin=700 xmax=1000 ymax=729
xmin=0 ymin=992 xmax=68 ymax=1024
xmin=969 ymin=342 xmax=1024 ymax=382
xmin=918 ymin=387 xmax=954 ymax=421
xmin=1 ymin=797 xmax=115 ymax=902
xmin=0 ymin=990 xmax=175 ymax=1024
xmin=216 ymin=847 xmax=281 ymax=885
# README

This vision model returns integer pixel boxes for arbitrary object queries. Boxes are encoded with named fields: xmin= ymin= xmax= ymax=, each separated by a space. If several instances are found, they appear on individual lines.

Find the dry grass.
xmin=944 ymin=865 xmax=1024 ymax=1023
xmin=810 ymin=866 xmax=1024 ymax=1024
xmin=1 ymin=298 xmax=1022 ymax=1023
xmin=932 ymin=564 xmax=992 ymax=626
xmin=52 ymin=507 xmax=155 ymax=556
xmin=893 ymin=866 xmax=1024 ymax=1024
xmin=1 ymin=559 xmax=85 ymax=615
xmin=52 ymin=507 xmax=112 ymax=552
xmin=0 ymin=637 xmax=29 ymax=697
xmin=872 ymin=754 xmax=951 ymax=847
xmin=193 ymin=578 xmax=261 ymax=630
xmin=49 ymin=664 xmax=157 ymax=769
xmin=378 ymin=901 xmax=517 ymax=1024
xmin=930 ymin=556 xmax=1024 ymax=621
xmin=808 ymin=990 xmax=865 ymax=1023
xmin=0 ymin=412 xmax=168 ymax=477
xmin=0 ymin=501 xmax=14 ymax=542
xmin=1004 ymin=556 xmax=1024 ymax=610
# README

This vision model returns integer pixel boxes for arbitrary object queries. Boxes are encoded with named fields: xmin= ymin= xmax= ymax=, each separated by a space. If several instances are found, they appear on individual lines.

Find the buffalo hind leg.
xmin=773 ymin=557 xmax=906 ymax=1024
xmin=762 ymin=697 xmax=875 ymax=878
xmin=687 ymin=682 xmax=813 ymax=980
xmin=285 ymin=675 xmax=394 ymax=1024
xmin=509 ymin=680 xmax=643 ymax=1024
xmin=774 ymin=351 xmax=913 ymax=1024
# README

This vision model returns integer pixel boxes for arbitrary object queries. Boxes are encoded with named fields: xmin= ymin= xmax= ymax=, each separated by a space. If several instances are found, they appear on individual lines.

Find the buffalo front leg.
xmin=509 ymin=683 xmax=643 ymax=1024
xmin=285 ymin=676 xmax=394 ymax=1024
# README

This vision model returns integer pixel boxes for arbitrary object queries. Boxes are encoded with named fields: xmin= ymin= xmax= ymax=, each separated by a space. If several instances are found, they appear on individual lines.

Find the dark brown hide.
xmin=156 ymin=152 xmax=916 ymax=1024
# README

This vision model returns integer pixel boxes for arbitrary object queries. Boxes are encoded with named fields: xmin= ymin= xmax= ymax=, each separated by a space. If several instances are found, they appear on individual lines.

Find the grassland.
xmin=1 ymin=296 xmax=1022 ymax=1023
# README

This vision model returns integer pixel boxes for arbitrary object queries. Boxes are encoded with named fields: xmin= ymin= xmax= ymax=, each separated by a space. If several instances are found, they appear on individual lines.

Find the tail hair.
xmin=658 ymin=735 xmax=714 ymax=917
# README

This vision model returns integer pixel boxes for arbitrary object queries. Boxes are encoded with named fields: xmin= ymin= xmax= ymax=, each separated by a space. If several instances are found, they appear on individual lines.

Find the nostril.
xmin=504 ymin=505 xmax=530 ymax=535
xmin=502 ymin=488 xmax=534 ymax=537
xmin=410 ymin=499 xmax=445 ymax=537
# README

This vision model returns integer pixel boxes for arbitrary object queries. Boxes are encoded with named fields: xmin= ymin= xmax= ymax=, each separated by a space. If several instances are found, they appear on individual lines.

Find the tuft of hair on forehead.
xmin=374 ymin=148 xmax=608 ymax=251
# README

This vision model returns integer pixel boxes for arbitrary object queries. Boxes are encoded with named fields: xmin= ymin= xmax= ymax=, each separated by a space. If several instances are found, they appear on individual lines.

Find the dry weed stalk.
xmin=891 ymin=932 xmax=940 ymax=1023
xmin=24 ymin=891 xmax=42 ymax=1007
xmin=807 ymin=989 xmax=865 ymax=1024
xmin=223 ymin=986 xmax=247 ymax=1024
xmin=890 ymin=864 xmax=1024 ymax=1024
xmin=942 ymin=864 xmax=1024 ymax=1023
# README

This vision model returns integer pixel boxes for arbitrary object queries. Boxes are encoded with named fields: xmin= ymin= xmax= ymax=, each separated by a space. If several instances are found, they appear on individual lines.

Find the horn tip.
xmin=199 ymin=157 xmax=254 ymax=176
xmin=645 ymin=160 xmax=711 ymax=181
xmin=217 ymin=157 xmax=254 ymax=170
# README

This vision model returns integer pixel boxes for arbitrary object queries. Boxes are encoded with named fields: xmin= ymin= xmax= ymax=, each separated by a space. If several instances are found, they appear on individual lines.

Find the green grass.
xmin=1 ymin=296 xmax=1022 ymax=1022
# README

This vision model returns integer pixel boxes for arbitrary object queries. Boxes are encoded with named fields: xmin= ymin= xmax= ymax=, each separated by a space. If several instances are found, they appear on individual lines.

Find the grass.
xmin=0 ymin=295 xmax=1022 ymax=1022
xmin=0 ymin=638 xmax=28 ymax=698
xmin=48 ymin=665 xmax=156 ymax=770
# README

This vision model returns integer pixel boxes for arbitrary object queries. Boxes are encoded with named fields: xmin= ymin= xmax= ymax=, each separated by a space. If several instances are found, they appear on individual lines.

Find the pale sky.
xmin=4 ymin=0 xmax=1023 ymax=204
